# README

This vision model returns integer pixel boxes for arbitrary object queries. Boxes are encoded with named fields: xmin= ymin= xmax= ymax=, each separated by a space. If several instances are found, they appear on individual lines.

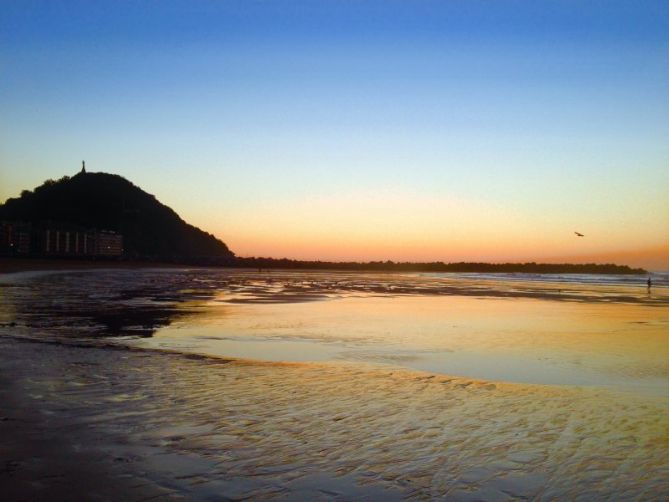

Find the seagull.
xmin=574 ymin=231 xmax=584 ymax=237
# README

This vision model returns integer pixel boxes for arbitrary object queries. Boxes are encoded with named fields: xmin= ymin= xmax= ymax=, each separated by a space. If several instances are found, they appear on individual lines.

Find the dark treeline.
xmin=232 ymin=257 xmax=646 ymax=275
xmin=2 ymin=254 xmax=646 ymax=275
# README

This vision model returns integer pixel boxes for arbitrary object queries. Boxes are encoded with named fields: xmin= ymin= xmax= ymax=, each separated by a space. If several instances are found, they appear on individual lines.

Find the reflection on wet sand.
xmin=3 ymin=269 xmax=667 ymax=392
xmin=142 ymin=294 xmax=669 ymax=394
xmin=1 ymin=268 xmax=668 ymax=499
xmin=0 ymin=269 xmax=216 ymax=339
xmin=2 ymin=338 xmax=668 ymax=500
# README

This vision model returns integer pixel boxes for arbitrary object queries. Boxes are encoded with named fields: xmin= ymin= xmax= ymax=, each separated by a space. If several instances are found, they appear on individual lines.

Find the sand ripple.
xmin=1 ymin=338 xmax=667 ymax=500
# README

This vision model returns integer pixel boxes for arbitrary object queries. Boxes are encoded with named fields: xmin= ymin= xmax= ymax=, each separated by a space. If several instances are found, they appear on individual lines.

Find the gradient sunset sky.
xmin=2 ymin=1 xmax=668 ymax=268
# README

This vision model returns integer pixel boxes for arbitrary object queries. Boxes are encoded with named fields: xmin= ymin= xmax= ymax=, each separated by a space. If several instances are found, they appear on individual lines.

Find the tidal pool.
xmin=136 ymin=293 xmax=669 ymax=395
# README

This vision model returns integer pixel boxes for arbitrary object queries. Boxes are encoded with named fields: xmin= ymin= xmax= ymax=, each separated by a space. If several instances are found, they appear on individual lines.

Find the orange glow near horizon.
xmin=225 ymin=237 xmax=669 ymax=269
xmin=199 ymin=188 xmax=669 ymax=269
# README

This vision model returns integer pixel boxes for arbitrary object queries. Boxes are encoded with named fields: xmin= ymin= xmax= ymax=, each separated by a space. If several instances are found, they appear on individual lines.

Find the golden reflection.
xmin=145 ymin=293 xmax=669 ymax=393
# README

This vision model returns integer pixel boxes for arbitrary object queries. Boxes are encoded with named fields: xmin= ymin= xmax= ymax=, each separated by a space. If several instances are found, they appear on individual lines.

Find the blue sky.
xmin=1 ymin=1 xmax=668 ymax=265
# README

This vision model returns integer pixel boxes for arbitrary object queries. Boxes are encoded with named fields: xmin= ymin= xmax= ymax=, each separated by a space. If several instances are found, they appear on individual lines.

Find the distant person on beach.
xmin=647 ymin=277 xmax=652 ymax=292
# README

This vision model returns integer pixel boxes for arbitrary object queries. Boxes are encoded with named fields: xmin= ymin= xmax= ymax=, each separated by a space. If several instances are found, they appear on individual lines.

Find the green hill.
xmin=0 ymin=171 xmax=235 ymax=261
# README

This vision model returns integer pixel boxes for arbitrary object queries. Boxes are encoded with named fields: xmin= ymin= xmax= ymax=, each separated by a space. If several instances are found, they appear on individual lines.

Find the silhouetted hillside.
xmin=0 ymin=172 xmax=235 ymax=261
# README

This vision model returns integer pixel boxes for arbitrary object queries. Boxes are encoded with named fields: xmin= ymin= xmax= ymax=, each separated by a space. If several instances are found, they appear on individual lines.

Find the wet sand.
xmin=3 ymin=267 xmax=665 ymax=392
xmin=1 ymin=268 xmax=668 ymax=500
xmin=2 ymin=337 xmax=668 ymax=500
xmin=0 ymin=257 xmax=200 ymax=275
xmin=142 ymin=294 xmax=669 ymax=394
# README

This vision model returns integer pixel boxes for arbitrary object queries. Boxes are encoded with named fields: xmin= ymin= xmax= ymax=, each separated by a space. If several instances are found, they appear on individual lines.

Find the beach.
xmin=1 ymin=268 xmax=668 ymax=500
xmin=0 ymin=257 xmax=193 ymax=274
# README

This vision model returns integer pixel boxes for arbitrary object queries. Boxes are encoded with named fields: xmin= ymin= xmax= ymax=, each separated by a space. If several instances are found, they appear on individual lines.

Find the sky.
xmin=1 ymin=1 xmax=668 ymax=268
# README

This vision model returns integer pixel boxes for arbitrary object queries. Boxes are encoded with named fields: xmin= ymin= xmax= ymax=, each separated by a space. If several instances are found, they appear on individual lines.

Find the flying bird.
xmin=574 ymin=231 xmax=584 ymax=237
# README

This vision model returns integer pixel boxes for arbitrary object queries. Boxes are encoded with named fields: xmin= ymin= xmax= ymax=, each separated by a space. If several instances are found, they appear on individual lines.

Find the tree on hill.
xmin=0 ymin=171 xmax=235 ymax=261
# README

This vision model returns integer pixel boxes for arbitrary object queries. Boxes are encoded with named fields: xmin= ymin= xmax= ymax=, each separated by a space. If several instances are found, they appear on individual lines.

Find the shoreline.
xmin=5 ymin=319 xmax=669 ymax=400
xmin=0 ymin=257 xmax=202 ymax=275
xmin=0 ymin=333 xmax=566 ymax=393
xmin=5 ymin=331 xmax=669 ymax=399
xmin=1 ymin=335 xmax=668 ymax=500
xmin=0 ymin=257 xmax=652 ymax=276
xmin=2 ymin=267 xmax=667 ymax=394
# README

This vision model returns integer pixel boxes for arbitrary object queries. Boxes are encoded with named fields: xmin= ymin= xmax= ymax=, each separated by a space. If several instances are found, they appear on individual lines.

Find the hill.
xmin=0 ymin=171 xmax=235 ymax=261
